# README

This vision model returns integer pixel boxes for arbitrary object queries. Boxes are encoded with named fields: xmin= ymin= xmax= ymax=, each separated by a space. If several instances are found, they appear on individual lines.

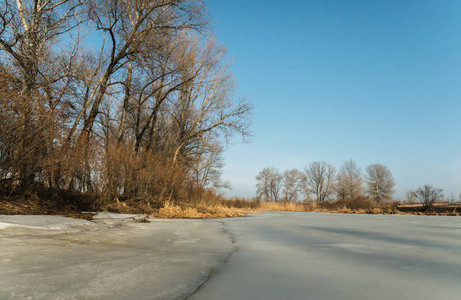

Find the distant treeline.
xmin=0 ymin=0 xmax=251 ymax=206
xmin=255 ymin=160 xmax=447 ymax=209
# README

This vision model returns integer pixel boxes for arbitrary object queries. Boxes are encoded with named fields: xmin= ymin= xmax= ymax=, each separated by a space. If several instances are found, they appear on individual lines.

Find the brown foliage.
xmin=0 ymin=1 xmax=253 ymax=216
xmin=100 ymin=143 xmax=190 ymax=206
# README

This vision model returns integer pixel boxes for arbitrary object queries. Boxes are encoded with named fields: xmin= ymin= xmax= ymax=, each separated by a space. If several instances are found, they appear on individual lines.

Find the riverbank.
xmin=1 ymin=191 xmax=459 ymax=220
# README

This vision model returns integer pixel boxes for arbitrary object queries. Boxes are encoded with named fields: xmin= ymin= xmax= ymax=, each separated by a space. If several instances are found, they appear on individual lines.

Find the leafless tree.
xmin=75 ymin=0 xmax=208 ymax=141
xmin=164 ymin=35 xmax=252 ymax=164
xmin=335 ymin=159 xmax=362 ymax=199
xmin=299 ymin=172 xmax=312 ymax=202
xmin=256 ymin=167 xmax=282 ymax=202
xmin=414 ymin=184 xmax=443 ymax=209
xmin=190 ymin=141 xmax=230 ymax=190
xmin=282 ymin=169 xmax=303 ymax=202
xmin=412 ymin=185 xmax=443 ymax=210
xmin=365 ymin=163 xmax=395 ymax=203
xmin=0 ymin=0 xmax=84 ymax=187
xmin=0 ymin=0 xmax=84 ymax=96
xmin=0 ymin=0 xmax=253 ymax=206
xmin=304 ymin=162 xmax=336 ymax=205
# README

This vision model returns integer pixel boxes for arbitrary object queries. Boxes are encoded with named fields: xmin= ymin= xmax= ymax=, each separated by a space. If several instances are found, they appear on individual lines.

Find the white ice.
xmin=0 ymin=213 xmax=234 ymax=300
xmin=190 ymin=212 xmax=461 ymax=300
xmin=1 ymin=212 xmax=461 ymax=300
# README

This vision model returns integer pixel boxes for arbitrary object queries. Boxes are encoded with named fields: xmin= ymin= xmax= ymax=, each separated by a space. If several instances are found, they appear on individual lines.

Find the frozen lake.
xmin=190 ymin=212 xmax=461 ymax=300
xmin=1 ymin=212 xmax=461 ymax=299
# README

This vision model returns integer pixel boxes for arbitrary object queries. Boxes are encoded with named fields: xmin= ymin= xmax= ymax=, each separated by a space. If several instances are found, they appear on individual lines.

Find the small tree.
xmin=413 ymin=185 xmax=443 ymax=210
xmin=335 ymin=159 xmax=363 ymax=200
xmin=365 ymin=163 xmax=395 ymax=203
xmin=256 ymin=167 xmax=282 ymax=202
xmin=282 ymin=169 xmax=303 ymax=202
xmin=304 ymin=162 xmax=336 ymax=205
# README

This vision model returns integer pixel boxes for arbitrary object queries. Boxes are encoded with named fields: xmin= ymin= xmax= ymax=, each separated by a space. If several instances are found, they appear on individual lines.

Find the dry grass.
xmin=153 ymin=202 xmax=249 ymax=219
xmin=224 ymin=200 xmax=404 ymax=215
xmin=256 ymin=202 xmax=310 ymax=212
xmin=243 ymin=201 xmax=460 ymax=216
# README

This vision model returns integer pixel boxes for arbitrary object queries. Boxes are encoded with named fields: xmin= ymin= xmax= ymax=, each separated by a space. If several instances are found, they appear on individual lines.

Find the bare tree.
xmin=0 ymin=0 xmax=84 ymax=187
xmin=335 ymin=159 xmax=362 ymax=199
xmin=190 ymin=141 xmax=230 ymax=190
xmin=165 ymin=35 xmax=252 ymax=164
xmin=76 ymin=0 xmax=208 ymax=141
xmin=0 ymin=0 xmax=84 ymax=97
xmin=256 ymin=167 xmax=282 ymax=202
xmin=300 ymin=172 xmax=311 ymax=202
xmin=282 ymin=169 xmax=303 ymax=202
xmin=0 ymin=0 xmax=253 ymax=206
xmin=304 ymin=162 xmax=336 ymax=205
xmin=365 ymin=163 xmax=395 ymax=203
xmin=412 ymin=185 xmax=443 ymax=210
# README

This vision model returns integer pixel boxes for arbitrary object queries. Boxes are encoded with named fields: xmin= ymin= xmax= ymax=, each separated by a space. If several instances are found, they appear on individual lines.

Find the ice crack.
xmin=184 ymin=220 xmax=238 ymax=299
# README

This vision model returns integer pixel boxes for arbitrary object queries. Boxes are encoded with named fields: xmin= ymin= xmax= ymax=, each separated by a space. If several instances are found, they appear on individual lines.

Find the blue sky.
xmin=207 ymin=0 xmax=461 ymax=200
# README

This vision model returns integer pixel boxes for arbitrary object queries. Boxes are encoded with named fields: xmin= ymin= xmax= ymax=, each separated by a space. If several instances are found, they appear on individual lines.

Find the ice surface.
xmin=92 ymin=211 xmax=148 ymax=220
xmin=189 ymin=212 xmax=461 ymax=300
xmin=1 ymin=212 xmax=461 ymax=300
xmin=0 ymin=214 xmax=234 ymax=300
xmin=0 ymin=215 xmax=93 ymax=230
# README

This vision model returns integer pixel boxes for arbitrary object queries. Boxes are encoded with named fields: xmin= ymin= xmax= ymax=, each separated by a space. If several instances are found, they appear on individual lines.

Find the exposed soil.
xmin=0 ymin=190 xmax=95 ymax=220
xmin=396 ymin=204 xmax=461 ymax=215
xmin=0 ymin=188 xmax=157 ymax=220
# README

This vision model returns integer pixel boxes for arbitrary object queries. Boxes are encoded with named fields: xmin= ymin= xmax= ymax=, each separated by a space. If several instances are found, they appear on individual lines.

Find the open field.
xmin=1 ymin=212 xmax=461 ymax=299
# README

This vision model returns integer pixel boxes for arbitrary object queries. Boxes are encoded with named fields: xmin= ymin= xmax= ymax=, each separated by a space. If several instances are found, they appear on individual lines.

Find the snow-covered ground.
xmin=1 ymin=212 xmax=461 ymax=299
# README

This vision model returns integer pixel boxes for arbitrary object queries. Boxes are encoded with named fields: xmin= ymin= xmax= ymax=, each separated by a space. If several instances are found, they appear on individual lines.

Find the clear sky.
xmin=206 ymin=0 xmax=461 ymax=200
